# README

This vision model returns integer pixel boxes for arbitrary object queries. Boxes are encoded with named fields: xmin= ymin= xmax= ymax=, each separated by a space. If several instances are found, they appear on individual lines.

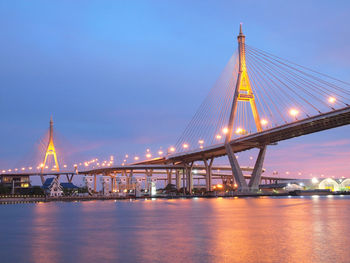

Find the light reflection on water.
xmin=1 ymin=197 xmax=350 ymax=263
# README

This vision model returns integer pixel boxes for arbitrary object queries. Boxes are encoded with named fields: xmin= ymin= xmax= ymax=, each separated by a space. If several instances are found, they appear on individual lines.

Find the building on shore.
xmin=42 ymin=178 xmax=63 ymax=197
xmin=259 ymin=178 xmax=350 ymax=193
xmin=0 ymin=175 xmax=31 ymax=194
xmin=42 ymin=178 xmax=79 ymax=197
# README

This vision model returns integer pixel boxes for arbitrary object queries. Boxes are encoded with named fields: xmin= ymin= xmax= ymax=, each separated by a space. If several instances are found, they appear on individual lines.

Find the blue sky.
xmin=1 ymin=0 xmax=350 ymax=178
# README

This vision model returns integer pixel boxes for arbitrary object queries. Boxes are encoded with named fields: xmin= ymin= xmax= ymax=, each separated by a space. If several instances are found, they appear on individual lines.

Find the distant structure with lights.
xmin=40 ymin=117 xmax=60 ymax=183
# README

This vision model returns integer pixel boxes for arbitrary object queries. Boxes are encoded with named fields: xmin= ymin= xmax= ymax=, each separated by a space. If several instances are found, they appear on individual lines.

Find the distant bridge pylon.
xmin=40 ymin=117 xmax=60 ymax=183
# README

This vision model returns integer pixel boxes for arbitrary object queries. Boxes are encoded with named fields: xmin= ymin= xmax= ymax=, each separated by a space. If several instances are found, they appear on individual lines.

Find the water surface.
xmin=1 ymin=196 xmax=350 ymax=263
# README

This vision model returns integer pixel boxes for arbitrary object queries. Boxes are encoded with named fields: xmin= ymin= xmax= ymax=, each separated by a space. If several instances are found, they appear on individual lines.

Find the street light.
xmin=328 ymin=97 xmax=336 ymax=103
xmin=261 ymin=119 xmax=268 ymax=126
xmin=289 ymin=108 xmax=299 ymax=119
xmin=236 ymin=128 xmax=244 ymax=134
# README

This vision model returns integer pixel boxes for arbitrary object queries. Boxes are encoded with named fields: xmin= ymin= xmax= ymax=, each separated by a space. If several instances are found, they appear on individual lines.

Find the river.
xmin=0 ymin=196 xmax=349 ymax=263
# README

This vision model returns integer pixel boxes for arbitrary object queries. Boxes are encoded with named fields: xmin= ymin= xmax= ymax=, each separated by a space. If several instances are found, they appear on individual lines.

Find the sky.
xmin=1 ymin=0 xmax=350 ymax=179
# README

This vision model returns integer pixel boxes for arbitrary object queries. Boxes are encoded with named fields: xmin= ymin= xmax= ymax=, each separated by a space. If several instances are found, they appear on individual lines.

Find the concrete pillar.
xmin=248 ymin=146 xmax=267 ymax=191
xmin=186 ymin=162 xmax=194 ymax=194
xmin=182 ymin=169 xmax=185 ymax=194
xmin=145 ymin=169 xmax=149 ymax=190
xmin=110 ymin=175 xmax=114 ymax=192
xmin=93 ymin=174 xmax=97 ymax=192
xmin=175 ymin=170 xmax=181 ymax=190
xmin=166 ymin=169 xmax=172 ymax=186
xmin=225 ymin=144 xmax=249 ymax=192
xmin=40 ymin=174 xmax=45 ymax=185
xmin=203 ymin=158 xmax=214 ymax=191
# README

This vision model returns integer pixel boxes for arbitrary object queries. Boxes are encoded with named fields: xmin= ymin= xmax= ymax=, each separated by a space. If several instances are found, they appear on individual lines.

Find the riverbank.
xmin=1 ymin=191 xmax=350 ymax=204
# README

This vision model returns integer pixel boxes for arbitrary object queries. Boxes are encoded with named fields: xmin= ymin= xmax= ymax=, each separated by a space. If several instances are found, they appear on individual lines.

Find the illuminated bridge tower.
xmin=225 ymin=24 xmax=267 ymax=192
xmin=40 ymin=117 xmax=60 ymax=183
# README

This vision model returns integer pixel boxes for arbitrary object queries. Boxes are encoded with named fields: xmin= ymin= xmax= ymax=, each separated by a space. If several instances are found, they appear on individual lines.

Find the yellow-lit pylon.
xmin=40 ymin=117 xmax=59 ymax=183
xmin=225 ymin=24 xmax=261 ymax=143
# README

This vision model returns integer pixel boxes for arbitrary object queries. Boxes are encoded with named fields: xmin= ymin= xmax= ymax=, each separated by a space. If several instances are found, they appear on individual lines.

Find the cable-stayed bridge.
xmin=2 ymin=25 xmax=350 ymax=193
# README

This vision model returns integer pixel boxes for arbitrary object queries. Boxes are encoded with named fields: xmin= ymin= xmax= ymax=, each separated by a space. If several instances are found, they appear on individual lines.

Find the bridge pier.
xmin=203 ymin=158 xmax=214 ymax=191
xmin=93 ymin=174 xmax=97 ymax=192
xmin=248 ymin=146 xmax=267 ymax=191
xmin=145 ymin=169 xmax=153 ymax=193
xmin=175 ymin=170 xmax=181 ymax=190
xmin=166 ymin=169 xmax=172 ymax=186
xmin=226 ymin=144 xmax=267 ymax=192
xmin=40 ymin=174 xmax=45 ymax=184
xmin=66 ymin=174 xmax=74 ymax=183
xmin=225 ymin=144 xmax=249 ymax=192
xmin=185 ymin=162 xmax=194 ymax=194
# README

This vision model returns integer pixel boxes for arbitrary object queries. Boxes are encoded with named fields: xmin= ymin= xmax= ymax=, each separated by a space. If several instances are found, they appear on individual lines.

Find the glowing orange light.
xmin=183 ymin=143 xmax=189 ymax=149
xmin=134 ymin=156 xmax=139 ymax=161
xmin=289 ymin=109 xmax=299 ymax=117
xmin=216 ymin=184 xmax=223 ymax=189
xmin=328 ymin=97 xmax=336 ymax=103
xmin=236 ymin=128 xmax=243 ymax=134
xmin=216 ymin=134 xmax=222 ymax=140
xmin=261 ymin=119 xmax=268 ymax=125
xmin=146 ymin=153 xmax=152 ymax=158
xmin=222 ymin=127 xmax=229 ymax=134
xmin=158 ymin=150 xmax=163 ymax=155
xmin=198 ymin=140 xmax=204 ymax=144
xmin=200 ymin=145 xmax=203 ymax=149
xmin=169 ymin=147 xmax=176 ymax=152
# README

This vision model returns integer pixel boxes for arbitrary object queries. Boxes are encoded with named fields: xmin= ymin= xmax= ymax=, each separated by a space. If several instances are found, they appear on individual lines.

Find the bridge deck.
xmin=166 ymin=106 xmax=350 ymax=163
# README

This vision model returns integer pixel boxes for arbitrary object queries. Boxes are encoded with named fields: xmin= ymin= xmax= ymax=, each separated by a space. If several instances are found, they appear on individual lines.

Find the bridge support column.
xmin=110 ymin=175 xmax=114 ymax=192
xmin=225 ymin=144 xmax=249 ymax=192
xmin=66 ymin=174 xmax=74 ymax=183
xmin=182 ymin=169 xmax=186 ymax=194
xmin=175 ymin=170 xmax=181 ymax=190
xmin=248 ymin=146 xmax=267 ymax=191
xmin=166 ymin=169 xmax=172 ymax=186
xmin=203 ymin=158 xmax=214 ymax=191
xmin=93 ymin=174 xmax=97 ymax=193
xmin=186 ymin=162 xmax=194 ymax=194
xmin=40 ymin=174 xmax=45 ymax=184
